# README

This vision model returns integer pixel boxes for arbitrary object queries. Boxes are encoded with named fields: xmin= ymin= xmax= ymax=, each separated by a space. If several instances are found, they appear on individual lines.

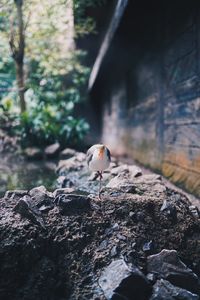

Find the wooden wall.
xmin=98 ymin=1 xmax=200 ymax=197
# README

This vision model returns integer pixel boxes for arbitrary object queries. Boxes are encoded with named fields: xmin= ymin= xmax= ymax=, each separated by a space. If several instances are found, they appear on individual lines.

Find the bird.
xmin=86 ymin=144 xmax=111 ymax=199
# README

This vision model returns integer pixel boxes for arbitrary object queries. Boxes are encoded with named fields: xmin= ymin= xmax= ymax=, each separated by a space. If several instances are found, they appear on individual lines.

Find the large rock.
xmin=99 ymin=259 xmax=152 ymax=299
xmin=150 ymin=279 xmax=199 ymax=300
xmin=147 ymin=249 xmax=200 ymax=294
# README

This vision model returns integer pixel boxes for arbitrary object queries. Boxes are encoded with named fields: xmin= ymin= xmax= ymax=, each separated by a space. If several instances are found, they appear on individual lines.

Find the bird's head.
xmin=98 ymin=145 xmax=105 ymax=158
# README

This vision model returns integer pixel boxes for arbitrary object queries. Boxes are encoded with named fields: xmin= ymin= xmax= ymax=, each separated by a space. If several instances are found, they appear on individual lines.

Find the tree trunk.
xmin=10 ymin=0 xmax=26 ymax=113
xmin=15 ymin=61 xmax=26 ymax=113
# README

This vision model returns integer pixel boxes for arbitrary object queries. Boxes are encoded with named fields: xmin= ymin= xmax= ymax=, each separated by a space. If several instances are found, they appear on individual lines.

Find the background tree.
xmin=0 ymin=0 xmax=106 ymax=148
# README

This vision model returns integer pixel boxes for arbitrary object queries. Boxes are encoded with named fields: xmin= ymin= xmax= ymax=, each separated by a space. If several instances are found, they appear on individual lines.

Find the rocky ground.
xmin=0 ymin=149 xmax=200 ymax=300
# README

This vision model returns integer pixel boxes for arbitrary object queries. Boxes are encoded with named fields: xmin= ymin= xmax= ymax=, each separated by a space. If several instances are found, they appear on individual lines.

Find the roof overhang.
xmin=88 ymin=0 xmax=129 ymax=91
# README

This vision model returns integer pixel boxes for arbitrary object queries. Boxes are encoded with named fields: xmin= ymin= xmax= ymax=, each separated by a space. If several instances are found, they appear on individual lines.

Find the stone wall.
xmin=93 ymin=1 xmax=200 ymax=197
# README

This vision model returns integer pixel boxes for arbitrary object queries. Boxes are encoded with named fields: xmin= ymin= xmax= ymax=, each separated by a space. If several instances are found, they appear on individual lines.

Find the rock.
xmin=60 ymin=148 xmax=76 ymax=159
xmin=111 ymin=165 xmax=142 ymax=178
xmin=135 ymin=174 xmax=162 ymax=184
xmin=143 ymin=240 xmax=154 ymax=254
xmin=56 ymin=176 xmax=66 ymax=188
xmin=189 ymin=205 xmax=199 ymax=218
xmin=110 ymin=165 xmax=129 ymax=175
xmin=106 ymin=175 xmax=128 ymax=188
xmin=146 ymin=273 xmax=156 ymax=283
xmin=160 ymin=199 xmax=177 ymax=221
xmin=153 ymin=183 xmax=166 ymax=193
xmin=56 ymin=158 xmax=78 ymax=173
xmin=13 ymin=195 xmax=45 ymax=229
xmin=74 ymin=152 xmax=85 ymax=162
xmin=112 ymin=223 xmax=120 ymax=231
xmin=53 ymin=187 xmax=76 ymax=197
xmin=29 ymin=185 xmax=54 ymax=206
xmin=147 ymin=249 xmax=200 ymax=294
xmin=4 ymin=190 xmax=28 ymax=201
xmin=98 ymin=240 xmax=109 ymax=250
xmin=110 ymin=245 xmax=118 ymax=257
xmin=44 ymin=143 xmax=60 ymax=158
xmin=150 ymin=279 xmax=199 ymax=300
xmin=107 ymin=166 xmax=142 ymax=189
xmin=98 ymin=259 xmax=152 ymax=299
xmin=44 ymin=161 xmax=57 ymax=171
xmin=24 ymin=147 xmax=43 ymax=160
xmin=54 ymin=194 xmax=91 ymax=215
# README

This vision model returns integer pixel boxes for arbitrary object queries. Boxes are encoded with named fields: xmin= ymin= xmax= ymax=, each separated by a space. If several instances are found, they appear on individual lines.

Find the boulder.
xmin=150 ymin=279 xmax=199 ymax=300
xmin=44 ymin=143 xmax=60 ymax=158
xmin=98 ymin=259 xmax=152 ymax=300
xmin=147 ymin=249 xmax=200 ymax=294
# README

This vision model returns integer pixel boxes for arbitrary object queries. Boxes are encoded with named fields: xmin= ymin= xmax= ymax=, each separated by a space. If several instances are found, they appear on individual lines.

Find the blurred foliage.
xmin=0 ymin=0 xmax=106 ymax=149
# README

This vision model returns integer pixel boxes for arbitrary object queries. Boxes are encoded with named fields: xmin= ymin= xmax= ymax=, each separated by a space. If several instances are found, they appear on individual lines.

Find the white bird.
xmin=86 ymin=144 xmax=111 ymax=199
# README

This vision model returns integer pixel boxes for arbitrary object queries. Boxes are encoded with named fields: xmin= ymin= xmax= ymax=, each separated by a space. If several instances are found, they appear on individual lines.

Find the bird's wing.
xmin=106 ymin=147 xmax=111 ymax=161
xmin=86 ymin=149 xmax=93 ymax=166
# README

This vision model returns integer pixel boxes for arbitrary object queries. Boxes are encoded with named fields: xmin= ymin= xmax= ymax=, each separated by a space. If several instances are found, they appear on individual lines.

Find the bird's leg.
xmin=98 ymin=171 xmax=103 ymax=200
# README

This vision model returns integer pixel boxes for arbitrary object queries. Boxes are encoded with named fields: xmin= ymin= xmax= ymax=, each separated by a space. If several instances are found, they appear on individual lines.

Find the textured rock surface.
xmin=0 ymin=150 xmax=200 ymax=300
xmin=99 ymin=259 xmax=151 ymax=299
xmin=147 ymin=249 xmax=200 ymax=294
xmin=150 ymin=279 xmax=199 ymax=300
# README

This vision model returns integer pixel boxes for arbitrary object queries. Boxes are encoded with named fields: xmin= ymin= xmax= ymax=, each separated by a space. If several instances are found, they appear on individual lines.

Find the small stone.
xmin=136 ymin=211 xmax=145 ymax=222
xmin=189 ymin=206 xmax=199 ymax=218
xmin=110 ymin=245 xmax=118 ymax=257
xmin=129 ymin=211 xmax=135 ymax=218
xmin=56 ymin=158 xmax=77 ymax=173
xmin=24 ymin=147 xmax=43 ymax=160
xmin=60 ymin=148 xmax=76 ymax=159
xmin=117 ymin=234 xmax=126 ymax=241
xmin=56 ymin=176 xmax=66 ymax=188
xmin=44 ymin=143 xmax=60 ymax=158
xmin=160 ymin=200 xmax=177 ymax=221
xmin=112 ymin=223 xmax=120 ymax=231
xmin=98 ymin=240 xmax=108 ymax=250
xmin=132 ymin=242 xmax=136 ymax=249
xmin=143 ymin=240 xmax=154 ymax=253
xmin=147 ymin=273 xmax=156 ymax=283
xmin=153 ymin=183 xmax=166 ymax=193
xmin=53 ymin=187 xmax=75 ymax=197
